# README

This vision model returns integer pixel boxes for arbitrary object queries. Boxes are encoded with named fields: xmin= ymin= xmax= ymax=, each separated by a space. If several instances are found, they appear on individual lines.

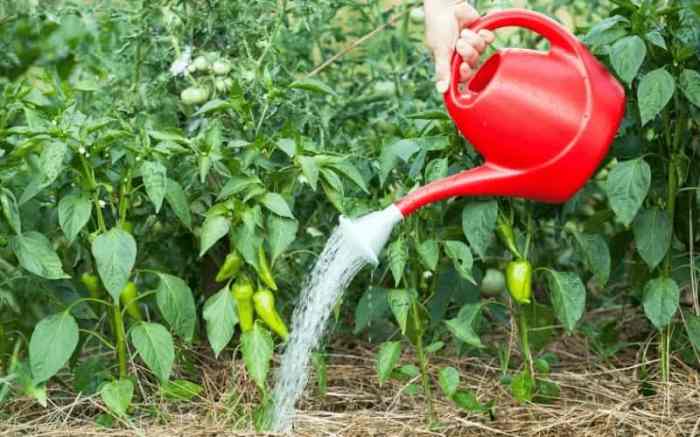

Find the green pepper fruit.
xmin=257 ymin=245 xmax=277 ymax=291
xmin=216 ymin=251 xmax=243 ymax=283
xmin=480 ymin=268 xmax=506 ymax=297
xmin=80 ymin=273 xmax=102 ymax=299
xmin=253 ymin=288 xmax=288 ymax=340
xmin=497 ymin=219 xmax=521 ymax=259
xmin=232 ymin=274 xmax=255 ymax=332
xmin=506 ymin=260 xmax=533 ymax=305
xmin=120 ymin=282 xmax=143 ymax=321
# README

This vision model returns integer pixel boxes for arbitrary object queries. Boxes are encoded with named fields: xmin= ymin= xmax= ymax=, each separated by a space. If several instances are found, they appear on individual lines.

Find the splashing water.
xmin=270 ymin=205 xmax=403 ymax=433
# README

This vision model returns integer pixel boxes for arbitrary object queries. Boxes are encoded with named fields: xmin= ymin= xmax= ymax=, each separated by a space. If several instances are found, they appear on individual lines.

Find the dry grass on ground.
xmin=1 ymin=332 xmax=699 ymax=437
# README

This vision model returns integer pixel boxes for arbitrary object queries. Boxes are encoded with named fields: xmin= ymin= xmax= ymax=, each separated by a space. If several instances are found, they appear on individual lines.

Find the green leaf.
xmin=217 ymin=176 xmax=261 ymax=200
xmin=0 ymin=188 xmax=21 ymax=234
xmin=387 ymin=238 xmax=408 ymax=286
xmin=199 ymin=215 xmax=230 ymax=257
xmin=443 ymin=241 xmax=475 ymax=284
xmin=378 ymin=138 xmax=422 ymax=186
xmin=266 ymin=215 xmax=298 ymax=264
xmin=261 ymin=193 xmax=294 ymax=219
xmin=165 ymin=179 xmax=192 ymax=229
xmin=202 ymin=286 xmax=237 ymax=358
xmin=572 ymin=232 xmax=611 ymax=287
xmin=58 ymin=193 xmax=92 ymax=242
xmin=545 ymin=270 xmax=586 ymax=333
xmin=311 ymin=353 xmax=327 ymax=397
xmin=155 ymin=273 xmax=197 ymax=343
xmin=130 ymin=322 xmax=175 ymax=382
xmin=425 ymin=158 xmax=448 ymax=183
xmin=609 ymin=36 xmax=646 ymax=84
xmin=241 ymin=322 xmax=274 ymax=391
xmin=583 ymin=16 xmax=629 ymax=47
xmin=679 ymin=69 xmax=700 ymax=107
xmin=461 ymin=200 xmax=498 ymax=260
xmin=354 ymin=287 xmax=390 ymax=334
xmin=642 ymin=277 xmax=679 ymax=330
xmin=29 ymin=312 xmax=79 ymax=384
xmin=387 ymin=289 xmax=416 ymax=335
xmin=100 ymin=379 xmax=133 ymax=417
xmin=276 ymin=138 xmax=297 ymax=157
xmin=91 ymin=228 xmax=137 ymax=301
xmin=638 ymin=68 xmax=675 ymax=126
xmin=11 ymin=231 xmax=69 ymax=280
xmin=511 ymin=370 xmax=534 ymax=403
xmin=376 ymin=341 xmax=401 ymax=386
xmin=159 ymin=379 xmax=203 ymax=401
xmin=687 ymin=315 xmax=700 ymax=351
xmin=452 ymin=389 xmax=483 ymax=412
xmin=289 ymin=78 xmax=336 ymax=96
xmin=416 ymin=239 xmax=439 ymax=271
xmin=606 ymin=159 xmax=651 ymax=226
xmin=444 ymin=303 xmax=483 ymax=348
xmin=141 ymin=160 xmax=167 ymax=213
xmin=234 ymin=222 xmax=263 ymax=270
xmin=645 ymin=31 xmax=667 ymax=50
xmin=40 ymin=141 xmax=67 ymax=182
xmin=147 ymin=129 xmax=188 ymax=143
xmin=298 ymin=156 xmax=320 ymax=190
xmin=438 ymin=367 xmax=460 ymax=398
xmin=194 ymin=99 xmax=231 ymax=116
xmin=633 ymin=208 xmax=672 ymax=270
xmin=21 ymin=141 xmax=67 ymax=203
xmin=328 ymin=160 xmax=369 ymax=193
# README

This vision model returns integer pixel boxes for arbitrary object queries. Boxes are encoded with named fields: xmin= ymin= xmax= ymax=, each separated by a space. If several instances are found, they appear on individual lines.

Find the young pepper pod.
xmin=120 ymin=282 xmax=143 ymax=321
xmin=253 ymin=288 xmax=288 ymax=340
xmin=216 ymin=251 xmax=243 ymax=283
xmin=496 ymin=218 xmax=521 ymax=259
xmin=506 ymin=260 xmax=533 ymax=305
xmin=80 ymin=273 xmax=102 ymax=299
xmin=232 ymin=274 xmax=255 ymax=332
xmin=257 ymin=245 xmax=277 ymax=291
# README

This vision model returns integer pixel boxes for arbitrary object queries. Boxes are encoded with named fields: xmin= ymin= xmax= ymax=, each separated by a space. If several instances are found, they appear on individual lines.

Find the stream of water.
xmin=270 ymin=205 xmax=403 ymax=433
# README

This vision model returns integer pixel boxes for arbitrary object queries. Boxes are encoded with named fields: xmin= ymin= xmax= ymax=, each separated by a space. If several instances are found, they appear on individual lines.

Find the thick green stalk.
xmin=412 ymin=303 xmax=434 ymax=424
xmin=516 ymin=304 xmax=534 ymax=378
xmin=113 ymin=301 xmax=128 ymax=379
xmin=0 ymin=339 xmax=21 ymax=405
xmin=660 ymin=113 xmax=682 ymax=383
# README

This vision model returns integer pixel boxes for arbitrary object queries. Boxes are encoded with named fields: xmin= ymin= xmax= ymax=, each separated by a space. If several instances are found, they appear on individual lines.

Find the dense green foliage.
xmin=0 ymin=0 xmax=699 ymax=427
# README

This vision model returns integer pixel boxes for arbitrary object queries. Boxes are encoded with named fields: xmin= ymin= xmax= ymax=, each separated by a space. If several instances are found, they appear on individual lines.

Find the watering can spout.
xmin=395 ymin=165 xmax=516 ymax=217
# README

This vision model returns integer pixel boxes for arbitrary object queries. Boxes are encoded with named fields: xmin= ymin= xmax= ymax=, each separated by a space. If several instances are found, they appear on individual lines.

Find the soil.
xmin=1 ymin=331 xmax=699 ymax=437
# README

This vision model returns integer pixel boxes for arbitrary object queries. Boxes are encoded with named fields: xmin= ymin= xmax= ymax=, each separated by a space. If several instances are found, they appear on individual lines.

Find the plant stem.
xmin=0 ymin=338 xmax=21 ymax=405
xmin=118 ymin=168 xmax=133 ymax=226
xmin=412 ymin=303 xmax=434 ymax=424
xmin=517 ymin=304 xmax=534 ymax=378
xmin=113 ymin=301 xmax=128 ymax=379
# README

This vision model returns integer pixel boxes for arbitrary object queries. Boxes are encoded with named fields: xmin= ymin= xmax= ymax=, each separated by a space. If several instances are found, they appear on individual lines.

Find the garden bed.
xmin=2 ymin=332 xmax=698 ymax=437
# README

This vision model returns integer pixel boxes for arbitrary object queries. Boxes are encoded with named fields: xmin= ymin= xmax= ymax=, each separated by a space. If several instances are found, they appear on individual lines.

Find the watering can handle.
xmin=447 ymin=8 xmax=581 ymax=106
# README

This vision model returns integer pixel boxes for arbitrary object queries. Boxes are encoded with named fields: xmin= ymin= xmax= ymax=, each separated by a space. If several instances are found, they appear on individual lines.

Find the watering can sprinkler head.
xmin=339 ymin=205 xmax=404 ymax=265
xmin=394 ymin=8 xmax=626 ymax=218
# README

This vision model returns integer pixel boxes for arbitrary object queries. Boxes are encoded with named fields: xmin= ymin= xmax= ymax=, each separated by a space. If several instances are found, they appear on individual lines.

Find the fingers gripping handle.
xmin=448 ymin=8 xmax=580 ymax=106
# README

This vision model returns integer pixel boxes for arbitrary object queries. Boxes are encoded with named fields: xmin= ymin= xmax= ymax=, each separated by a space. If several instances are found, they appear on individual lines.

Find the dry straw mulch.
xmin=1 ymin=335 xmax=699 ymax=437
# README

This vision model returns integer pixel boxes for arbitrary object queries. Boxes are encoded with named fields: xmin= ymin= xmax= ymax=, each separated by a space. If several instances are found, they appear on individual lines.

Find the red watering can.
xmin=395 ymin=9 xmax=625 ymax=217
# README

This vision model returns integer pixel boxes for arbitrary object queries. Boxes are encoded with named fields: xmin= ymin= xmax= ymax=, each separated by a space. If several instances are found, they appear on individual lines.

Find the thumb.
xmin=433 ymin=46 xmax=452 ymax=93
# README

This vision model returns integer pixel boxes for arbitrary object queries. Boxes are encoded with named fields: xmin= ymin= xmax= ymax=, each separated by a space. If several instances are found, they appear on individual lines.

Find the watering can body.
xmin=396 ymin=9 xmax=625 ymax=216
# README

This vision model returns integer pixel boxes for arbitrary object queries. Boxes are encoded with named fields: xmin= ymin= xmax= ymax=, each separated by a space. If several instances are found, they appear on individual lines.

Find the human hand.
xmin=424 ymin=1 xmax=495 ymax=93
